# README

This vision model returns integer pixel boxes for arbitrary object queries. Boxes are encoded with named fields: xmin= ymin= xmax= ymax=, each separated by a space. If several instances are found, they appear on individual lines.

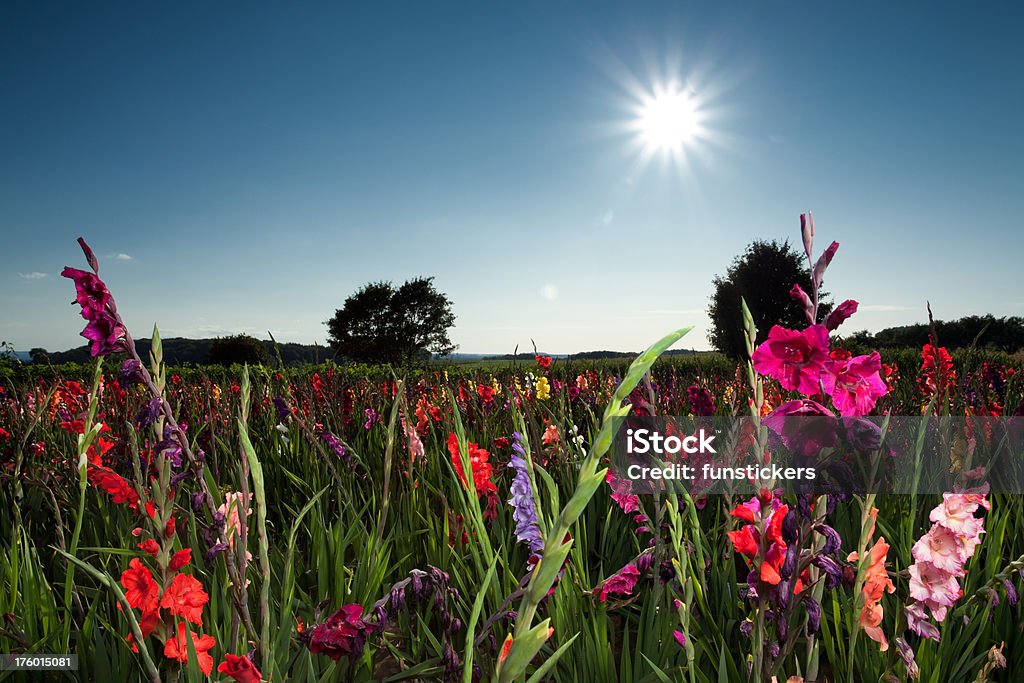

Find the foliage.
xmin=708 ymin=240 xmax=831 ymax=358
xmin=326 ymin=277 xmax=457 ymax=365
xmin=847 ymin=314 xmax=1024 ymax=353
xmin=205 ymin=334 xmax=271 ymax=366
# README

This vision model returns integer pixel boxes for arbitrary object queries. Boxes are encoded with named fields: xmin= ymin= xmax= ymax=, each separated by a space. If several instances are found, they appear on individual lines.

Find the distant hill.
xmin=482 ymin=349 xmax=718 ymax=361
xmin=41 ymin=338 xmax=334 ymax=366
xmin=847 ymin=314 xmax=1024 ymax=353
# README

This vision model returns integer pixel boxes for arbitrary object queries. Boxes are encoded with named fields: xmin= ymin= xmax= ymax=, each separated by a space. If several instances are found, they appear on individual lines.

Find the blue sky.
xmin=2 ymin=2 xmax=1022 ymax=354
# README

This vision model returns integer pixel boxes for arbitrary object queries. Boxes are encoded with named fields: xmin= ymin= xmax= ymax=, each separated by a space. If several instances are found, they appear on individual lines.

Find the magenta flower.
xmin=61 ymin=239 xmax=128 ymax=357
xmin=824 ymin=299 xmax=859 ymax=331
xmin=789 ymin=284 xmax=814 ymax=325
xmin=751 ymin=325 xmax=830 ymax=395
xmin=306 ymin=604 xmax=372 ymax=661
xmin=598 ymin=563 xmax=640 ymax=602
xmin=821 ymin=352 xmax=887 ymax=416
xmin=60 ymin=267 xmax=111 ymax=320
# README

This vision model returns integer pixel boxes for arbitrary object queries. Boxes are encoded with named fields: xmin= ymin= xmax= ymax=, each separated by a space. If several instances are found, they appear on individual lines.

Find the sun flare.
xmin=636 ymin=88 xmax=698 ymax=152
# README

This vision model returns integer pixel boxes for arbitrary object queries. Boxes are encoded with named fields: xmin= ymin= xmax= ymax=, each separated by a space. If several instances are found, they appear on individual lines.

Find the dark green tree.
xmin=326 ymin=277 xmax=456 ymax=364
xmin=204 ymin=334 xmax=269 ymax=366
xmin=29 ymin=347 xmax=50 ymax=364
xmin=708 ymin=240 xmax=831 ymax=358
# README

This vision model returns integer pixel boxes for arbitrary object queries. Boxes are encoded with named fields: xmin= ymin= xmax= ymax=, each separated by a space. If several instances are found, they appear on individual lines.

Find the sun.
xmin=636 ymin=87 xmax=699 ymax=153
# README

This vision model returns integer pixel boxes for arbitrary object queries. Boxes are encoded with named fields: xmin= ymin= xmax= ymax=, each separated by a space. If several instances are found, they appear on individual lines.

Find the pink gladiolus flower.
xmin=821 ymin=352 xmax=888 ymax=416
xmin=790 ymin=284 xmax=814 ymax=325
xmin=751 ymin=325 xmax=830 ymax=395
xmin=905 ymin=486 xmax=988 ymax=640
xmin=598 ymin=563 xmax=640 ymax=601
xmin=824 ymin=299 xmax=858 ymax=331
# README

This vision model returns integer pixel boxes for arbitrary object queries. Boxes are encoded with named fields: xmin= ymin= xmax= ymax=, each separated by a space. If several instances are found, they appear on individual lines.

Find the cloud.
xmin=541 ymin=284 xmax=559 ymax=301
xmin=858 ymin=304 xmax=916 ymax=312
xmin=19 ymin=272 xmax=47 ymax=280
xmin=109 ymin=253 xmax=133 ymax=261
xmin=601 ymin=210 xmax=615 ymax=226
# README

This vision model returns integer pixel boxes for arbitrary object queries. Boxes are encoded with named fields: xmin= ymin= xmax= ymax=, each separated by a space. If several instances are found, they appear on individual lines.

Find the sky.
xmin=2 ymin=1 xmax=1022 ymax=355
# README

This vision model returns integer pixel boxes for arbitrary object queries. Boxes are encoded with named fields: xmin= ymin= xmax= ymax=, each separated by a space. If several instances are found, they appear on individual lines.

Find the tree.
xmin=326 ymin=277 xmax=456 ymax=364
xmin=29 ymin=347 xmax=50 ymax=364
xmin=204 ymin=334 xmax=270 ymax=366
xmin=708 ymin=240 xmax=831 ymax=358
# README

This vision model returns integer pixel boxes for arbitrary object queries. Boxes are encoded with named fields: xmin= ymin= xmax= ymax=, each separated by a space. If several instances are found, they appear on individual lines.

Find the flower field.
xmin=2 ymin=223 xmax=1023 ymax=682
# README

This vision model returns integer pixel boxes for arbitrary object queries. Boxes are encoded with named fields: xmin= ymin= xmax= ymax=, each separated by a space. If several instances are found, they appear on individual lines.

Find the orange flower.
xmin=160 ymin=573 xmax=208 ymax=625
xmin=121 ymin=558 xmax=159 ymax=613
xmin=847 ymin=508 xmax=895 ymax=651
xmin=163 ymin=622 xmax=215 ymax=676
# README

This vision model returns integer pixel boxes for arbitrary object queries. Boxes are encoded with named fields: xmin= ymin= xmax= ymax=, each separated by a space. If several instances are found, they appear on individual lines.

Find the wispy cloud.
xmin=858 ymin=304 xmax=916 ymax=312
xmin=109 ymin=253 xmax=133 ymax=261
xmin=601 ymin=210 xmax=615 ymax=226
xmin=19 ymin=272 xmax=47 ymax=280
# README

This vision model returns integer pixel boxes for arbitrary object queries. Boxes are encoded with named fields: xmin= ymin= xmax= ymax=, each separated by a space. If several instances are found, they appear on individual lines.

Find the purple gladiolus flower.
xmin=319 ymin=430 xmax=349 ymax=462
xmin=273 ymin=397 xmax=290 ymax=420
xmin=508 ymin=432 xmax=544 ymax=554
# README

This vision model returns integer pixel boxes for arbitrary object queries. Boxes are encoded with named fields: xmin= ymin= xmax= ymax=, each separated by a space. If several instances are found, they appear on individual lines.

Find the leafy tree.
xmin=326 ymin=277 xmax=456 ymax=364
xmin=708 ymin=240 xmax=831 ymax=358
xmin=29 ymin=347 xmax=50 ymax=364
xmin=204 ymin=334 xmax=270 ymax=366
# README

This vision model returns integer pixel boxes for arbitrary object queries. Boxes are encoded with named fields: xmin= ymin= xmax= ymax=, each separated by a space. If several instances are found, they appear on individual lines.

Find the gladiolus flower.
xmin=498 ymin=634 xmax=513 ymax=664
xmin=121 ymin=558 xmax=159 ymax=613
xmin=536 ymin=355 xmax=552 ymax=370
xmin=169 ymin=548 xmax=192 ymax=571
xmin=822 ymin=352 xmax=888 ymax=416
xmin=751 ymin=325 xmax=830 ymax=395
xmin=446 ymin=433 xmax=497 ymax=495
xmin=163 ymin=623 xmax=215 ymax=676
xmin=218 ymin=653 xmax=262 ymax=683
xmin=598 ymin=563 xmax=640 ymax=601
xmin=160 ymin=572 xmax=209 ymax=625
xmin=847 ymin=516 xmax=895 ymax=652
xmin=824 ymin=299 xmax=858 ymax=331
xmin=137 ymin=539 xmax=159 ymax=557
xmin=306 ymin=604 xmax=372 ymax=662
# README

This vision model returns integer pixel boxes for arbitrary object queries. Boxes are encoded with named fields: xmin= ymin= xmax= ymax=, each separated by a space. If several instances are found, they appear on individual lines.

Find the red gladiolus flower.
xmin=88 ymin=466 xmax=140 ymax=508
xmin=498 ymin=634 xmax=513 ymax=664
xmin=137 ymin=539 xmax=160 ymax=557
xmin=160 ymin=573 xmax=209 ymax=625
xmin=446 ymin=433 xmax=497 ymax=495
xmin=727 ymin=526 xmax=760 ymax=558
xmin=165 ymin=517 xmax=177 ymax=539
xmin=0 ymin=427 xmax=9 ymax=440
xmin=919 ymin=344 xmax=956 ymax=397
xmin=752 ymin=325 xmax=830 ymax=395
xmin=218 ymin=653 xmax=262 ymax=683
xmin=125 ymin=607 xmax=162 ymax=653
xmin=536 ymin=355 xmax=552 ymax=370
xmin=164 ymin=623 xmax=216 ymax=676
xmin=121 ymin=558 xmax=159 ymax=613
xmin=169 ymin=548 xmax=192 ymax=571
xmin=306 ymin=604 xmax=372 ymax=662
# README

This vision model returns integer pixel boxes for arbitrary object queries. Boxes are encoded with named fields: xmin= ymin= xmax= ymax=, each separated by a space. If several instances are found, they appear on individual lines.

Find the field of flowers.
xmin=2 ymin=219 xmax=1023 ymax=682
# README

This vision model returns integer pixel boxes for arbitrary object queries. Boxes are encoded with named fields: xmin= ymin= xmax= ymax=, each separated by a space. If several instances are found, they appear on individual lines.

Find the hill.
xmin=42 ymin=338 xmax=334 ymax=366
